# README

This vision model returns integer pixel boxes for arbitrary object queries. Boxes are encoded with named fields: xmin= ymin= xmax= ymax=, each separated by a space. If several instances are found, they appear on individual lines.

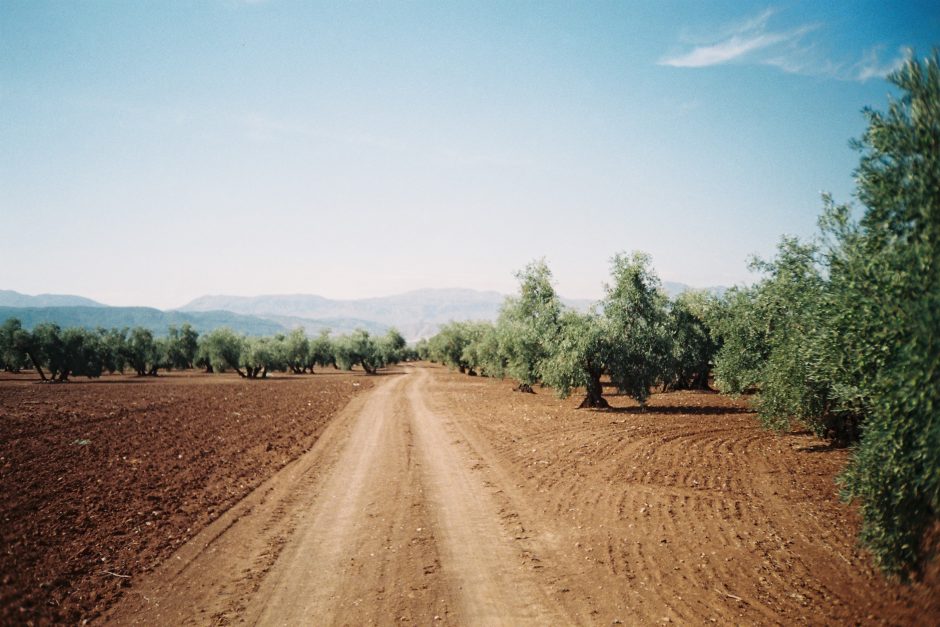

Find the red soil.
xmin=0 ymin=370 xmax=374 ymax=624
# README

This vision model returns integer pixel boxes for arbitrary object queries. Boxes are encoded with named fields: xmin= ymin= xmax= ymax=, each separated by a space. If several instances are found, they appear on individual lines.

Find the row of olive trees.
xmin=0 ymin=319 xmax=199 ymax=380
xmin=0 ymin=318 xmax=408 ymax=381
xmin=421 ymin=253 xmax=716 ymax=409
xmin=708 ymin=53 xmax=939 ymax=577
xmin=195 ymin=327 xmax=408 ymax=378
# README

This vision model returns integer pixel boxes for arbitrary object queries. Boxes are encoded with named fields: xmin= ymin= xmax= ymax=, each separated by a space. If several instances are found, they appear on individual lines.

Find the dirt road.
xmin=103 ymin=364 xmax=938 ymax=625
xmin=104 ymin=366 xmax=565 ymax=625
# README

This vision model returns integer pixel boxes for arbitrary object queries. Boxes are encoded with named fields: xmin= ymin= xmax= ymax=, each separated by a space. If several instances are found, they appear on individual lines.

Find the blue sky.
xmin=1 ymin=1 xmax=936 ymax=308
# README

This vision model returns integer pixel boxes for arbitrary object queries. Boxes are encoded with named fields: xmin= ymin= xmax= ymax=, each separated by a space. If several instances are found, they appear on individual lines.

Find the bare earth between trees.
xmin=2 ymin=364 xmax=937 ymax=624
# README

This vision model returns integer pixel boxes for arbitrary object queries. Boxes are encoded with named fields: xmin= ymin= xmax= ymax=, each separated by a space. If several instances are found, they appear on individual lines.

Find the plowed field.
xmin=0 ymin=370 xmax=375 ymax=624
xmin=2 ymin=363 xmax=938 ymax=625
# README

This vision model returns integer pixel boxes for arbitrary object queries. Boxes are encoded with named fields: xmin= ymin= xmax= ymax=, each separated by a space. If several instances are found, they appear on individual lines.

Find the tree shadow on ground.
xmin=788 ymin=429 xmax=853 ymax=451
xmin=602 ymin=405 xmax=755 ymax=416
xmin=794 ymin=441 xmax=851 ymax=452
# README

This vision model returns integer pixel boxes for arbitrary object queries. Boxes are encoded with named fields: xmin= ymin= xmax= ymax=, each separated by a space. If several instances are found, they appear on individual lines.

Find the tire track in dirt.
xmin=248 ymin=373 xmax=432 ymax=624
xmin=405 ymin=366 xmax=568 ymax=625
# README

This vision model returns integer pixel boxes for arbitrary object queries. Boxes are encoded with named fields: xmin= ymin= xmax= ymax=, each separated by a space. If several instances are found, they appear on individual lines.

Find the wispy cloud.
xmin=660 ymin=9 xmax=818 ymax=69
xmin=660 ymin=7 xmax=906 ymax=83
xmin=852 ymin=46 xmax=907 ymax=82
xmin=662 ymin=31 xmax=791 ymax=68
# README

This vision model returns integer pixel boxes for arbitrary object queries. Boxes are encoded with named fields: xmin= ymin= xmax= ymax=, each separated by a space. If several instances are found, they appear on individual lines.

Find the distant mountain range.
xmin=0 ymin=289 xmax=106 ymax=309
xmin=0 ymin=283 xmax=725 ymax=342
xmin=0 ymin=306 xmax=287 ymax=337
xmin=180 ymin=289 xmax=519 ymax=341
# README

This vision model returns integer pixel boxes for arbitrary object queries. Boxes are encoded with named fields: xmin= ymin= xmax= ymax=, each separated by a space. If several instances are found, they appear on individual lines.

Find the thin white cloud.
xmin=661 ymin=8 xmax=907 ymax=83
xmin=853 ymin=46 xmax=907 ymax=82
xmin=660 ymin=9 xmax=818 ymax=69
xmin=676 ymin=7 xmax=775 ymax=47
xmin=662 ymin=31 xmax=791 ymax=68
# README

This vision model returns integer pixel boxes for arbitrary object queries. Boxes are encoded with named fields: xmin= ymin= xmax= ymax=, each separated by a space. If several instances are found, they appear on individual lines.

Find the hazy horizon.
xmin=3 ymin=2 xmax=936 ymax=309
xmin=2 ymin=279 xmax=723 ymax=311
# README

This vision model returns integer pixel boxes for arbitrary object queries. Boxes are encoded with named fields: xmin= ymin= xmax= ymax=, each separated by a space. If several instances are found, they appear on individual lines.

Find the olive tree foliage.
xmin=197 ymin=327 xmax=247 ymax=376
xmin=712 ymin=238 xmax=833 ymax=433
xmin=17 ymin=323 xmax=54 ymax=381
xmin=62 ymin=327 xmax=106 ymax=380
xmin=415 ymin=338 xmax=430 ymax=361
xmin=165 ymin=324 xmax=199 ymax=370
xmin=541 ymin=252 xmax=672 ymax=408
xmin=427 ymin=321 xmax=475 ymax=373
xmin=430 ymin=254 xmax=676 ymax=408
xmin=663 ymin=290 xmax=718 ymax=391
xmin=0 ymin=321 xmax=109 ymax=381
xmin=126 ymin=327 xmax=163 ymax=376
xmin=0 ymin=319 xmax=407 ymax=381
xmin=307 ymin=329 xmax=337 ymax=370
xmin=240 ymin=335 xmax=288 ymax=379
xmin=334 ymin=329 xmax=382 ymax=373
xmin=45 ymin=325 xmax=106 ymax=381
xmin=97 ymin=327 xmax=130 ymax=374
xmin=497 ymin=259 xmax=562 ymax=391
xmin=540 ymin=310 xmax=609 ymax=407
xmin=183 ymin=327 xmax=396 ymax=377
xmin=752 ymin=239 xmax=833 ymax=433
xmin=284 ymin=328 xmax=310 ymax=374
xmin=708 ymin=52 xmax=939 ymax=575
xmin=428 ymin=321 xmax=504 ymax=377
xmin=601 ymin=252 xmax=671 ymax=405
xmin=377 ymin=328 xmax=407 ymax=366
xmin=460 ymin=321 xmax=505 ymax=378
xmin=708 ymin=286 xmax=768 ymax=394
xmin=831 ymin=52 xmax=940 ymax=576
xmin=330 ymin=328 xmax=405 ymax=373
xmin=0 ymin=318 xmax=29 ymax=372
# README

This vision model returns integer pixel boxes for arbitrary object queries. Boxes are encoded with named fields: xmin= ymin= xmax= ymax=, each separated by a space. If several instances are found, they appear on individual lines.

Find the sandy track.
xmin=103 ymin=365 xmax=562 ymax=625
xmin=406 ymin=367 xmax=565 ymax=625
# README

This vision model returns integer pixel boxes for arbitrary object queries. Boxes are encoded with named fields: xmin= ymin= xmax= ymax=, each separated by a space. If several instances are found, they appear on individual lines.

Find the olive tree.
xmin=415 ymin=338 xmax=430 ymax=361
xmin=377 ymin=328 xmax=407 ymax=366
xmin=165 ymin=324 xmax=199 ymax=370
xmin=126 ymin=327 xmax=162 ymax=376
xmin=497 ymin=259 xmax=562 ymax=392
xmin=284 ymin=328 xmax=310 ymax=374
xmin=709 ymin=286 xmax=770 ymax=395
xmin=712 ymin=238 xmax=831 ymax=432
xmin=542 ymin=252 xmax=670 ymax=408
xmin=16 ymin=323 xmax=106 ymax=381
xmin=334 ymin=329 xmax=381 ymax=374
xmin=97 ymin=327 xmax=129 ymax=374
xmin=540 ymin=310 xmax=609 ymax=407
xmin=428 ymin=322 xmax=474 ymax=373
xmin=0 ymin=318 xmax=29 ymax=372
xmin=601 ymin=252 xmax=670 ymax=405
xmin=708 ymin=52 xmax=940 ymax=575
xmin=198 ymin=327 xmax=247 ymax=376
xmin=832 ymin=52 xmax=940 ymax=576
xmin=307 ymin=329 xmax=336 ymax=371
xmin=663 ymin=290 xmax=717 ymax=391
xmin=460 ymin=321 xmax=505 ymax=378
